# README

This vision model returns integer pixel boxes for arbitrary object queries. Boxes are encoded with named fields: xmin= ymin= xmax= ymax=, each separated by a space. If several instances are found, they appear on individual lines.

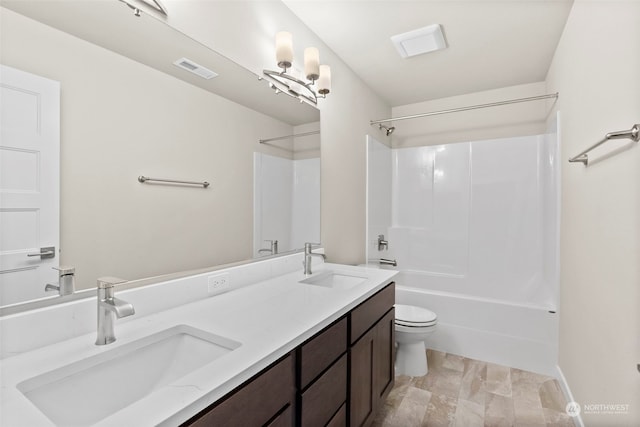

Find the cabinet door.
xmin=349 ymin=307 xmax=395 ymax=427
xmin=373 ymin=308 xmax=395 ymax=406
xmin=349 ymin=326 xmax=376 ymax=427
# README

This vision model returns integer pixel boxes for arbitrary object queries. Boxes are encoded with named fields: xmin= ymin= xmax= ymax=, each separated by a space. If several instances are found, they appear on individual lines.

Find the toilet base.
xmin=395 ymin=340 xmax=428 ymax=377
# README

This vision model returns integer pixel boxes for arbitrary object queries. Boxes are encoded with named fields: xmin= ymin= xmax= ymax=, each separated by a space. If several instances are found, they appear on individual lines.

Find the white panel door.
xmin=0 ymin=64 xmax=60 ymax=306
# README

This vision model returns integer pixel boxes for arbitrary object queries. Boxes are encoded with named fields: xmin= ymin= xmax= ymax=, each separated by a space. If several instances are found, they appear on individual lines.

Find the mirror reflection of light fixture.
xmin=262 ymin=31 xmax=331 ymax=106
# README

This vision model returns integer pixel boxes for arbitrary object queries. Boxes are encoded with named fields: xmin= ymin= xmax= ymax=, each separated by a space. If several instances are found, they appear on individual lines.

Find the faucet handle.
xmin=97 ymin=277 xmax=127 ymax=289
xmin=53 ymin=265 xmax=75 ymax=275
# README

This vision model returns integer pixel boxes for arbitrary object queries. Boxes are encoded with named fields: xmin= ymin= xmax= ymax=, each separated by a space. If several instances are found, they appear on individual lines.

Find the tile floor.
xmin=373 ymin=349 xmax=574 ymax=427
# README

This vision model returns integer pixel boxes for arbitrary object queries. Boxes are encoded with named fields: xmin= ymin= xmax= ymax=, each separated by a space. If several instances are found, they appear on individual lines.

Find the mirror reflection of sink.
xmin=18 ymin=325 xmax=240 ymax=426
xmin=300 ymin=270 xmax=368 ymax=290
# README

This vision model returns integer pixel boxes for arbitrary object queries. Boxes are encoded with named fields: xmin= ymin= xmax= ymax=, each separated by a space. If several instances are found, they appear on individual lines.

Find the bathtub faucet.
xmin=378 ymin=258 xmax=397 ymax=267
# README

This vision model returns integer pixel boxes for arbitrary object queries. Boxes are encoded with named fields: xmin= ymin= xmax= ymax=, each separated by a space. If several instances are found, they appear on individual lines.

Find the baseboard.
xmin=555 ymin=365 xmax=584 ymax=427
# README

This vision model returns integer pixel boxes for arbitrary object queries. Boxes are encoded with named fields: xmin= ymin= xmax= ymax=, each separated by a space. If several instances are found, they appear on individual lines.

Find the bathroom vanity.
xmin=185 ymin=283 xmax=395 ymax=427
xmin=0 ymin=254 xmax=397 ymax=426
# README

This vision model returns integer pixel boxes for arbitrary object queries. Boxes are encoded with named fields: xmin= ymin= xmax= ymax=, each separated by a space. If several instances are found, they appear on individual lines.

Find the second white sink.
xmin=300 ymin=270 xmax=368 ymax=290
xmin=18 ymin=325 xmax=240 ymax=426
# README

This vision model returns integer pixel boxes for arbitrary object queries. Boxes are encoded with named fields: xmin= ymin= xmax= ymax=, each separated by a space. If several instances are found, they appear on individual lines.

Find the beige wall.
xmin=0 ymin=9 xmax=299 ymax=289
xmin=156 ymin=0 xmax=392 ymax=265
xmin=390 ymin=82 xmax=549 ymax=148
xmin=545 ymin=1 xmax=640 ymax=424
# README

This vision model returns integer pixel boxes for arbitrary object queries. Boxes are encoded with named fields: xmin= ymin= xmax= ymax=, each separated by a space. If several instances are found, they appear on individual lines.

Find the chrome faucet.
xmin=95 ymin=277 xmax=135 ymax=346
xmin=377 ymin=234 xmax=389 ymax=251
xmin=258 ymin=239 xmax=279 ymax=256
xmin=44 ymin=266 xmax=76 ymax=296
xmin=303 ymin=242 xmax=326 ymax=275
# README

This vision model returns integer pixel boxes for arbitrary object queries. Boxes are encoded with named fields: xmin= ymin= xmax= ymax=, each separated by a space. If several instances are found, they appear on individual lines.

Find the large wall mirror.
xmin=0 ymin=1 xmax=320 ymax=311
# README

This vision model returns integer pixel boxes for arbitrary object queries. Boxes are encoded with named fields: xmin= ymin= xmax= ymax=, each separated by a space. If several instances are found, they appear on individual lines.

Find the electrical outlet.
xmin=207 ymin=273 xmax=230 ymax=295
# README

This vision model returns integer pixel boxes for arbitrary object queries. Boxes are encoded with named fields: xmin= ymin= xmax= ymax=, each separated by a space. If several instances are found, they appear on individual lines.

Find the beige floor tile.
xmin=542 ymin=407 xmax=574 ymax=427
xmin=452 ymin=398 xmax=483 ymax=427
xmin=511 ymin=367 xmax=553 ymax=386
xmin=485 ymin=363 xmax=512 ymax=397
xmin=432 ymin=367 xmax=464 ymax=399
xmin=484 ymin=391 xmax=515 ymax=426
xmin=375 ymin=353 xmax=568 ymax=427
xmin=423 ymin=393 xmax=457 ymax=427
xmin=539 ymin=379 xmax=567 ymax=413
xmin=458 ymin=358 xmax=486 ymax=406
xmin=386 ymin=386 xmax=432 ymax=427
xmin=442 ymin=353 xmax=465 ymax=372
xmin=513 ymin=387 xmax=547 ymax=426
xmin=427 ymin=349 xmax=447 ymax=371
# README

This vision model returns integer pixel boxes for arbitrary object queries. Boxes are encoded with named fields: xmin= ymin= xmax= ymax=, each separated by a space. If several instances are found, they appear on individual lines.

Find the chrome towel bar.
xmin=569 ymin=124 xmax=639 ymax=166
xmin=138 ymin=176 xmax=210 ymax=188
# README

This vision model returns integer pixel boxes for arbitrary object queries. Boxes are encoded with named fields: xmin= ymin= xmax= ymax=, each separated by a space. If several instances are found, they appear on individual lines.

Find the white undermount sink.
xmin=17 ymin=325 xmax=241 ymax=426
xmin=299 ymin=270 xmax=368 ymax=290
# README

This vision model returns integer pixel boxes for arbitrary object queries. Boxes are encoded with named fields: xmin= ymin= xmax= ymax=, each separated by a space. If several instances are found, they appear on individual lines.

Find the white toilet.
xmin=394 ymin=304 xmax=438 ymax=377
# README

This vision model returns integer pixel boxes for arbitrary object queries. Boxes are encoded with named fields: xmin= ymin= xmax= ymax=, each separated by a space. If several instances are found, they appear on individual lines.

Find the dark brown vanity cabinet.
xmin=183 ymin=282 xmax=394 ymax=427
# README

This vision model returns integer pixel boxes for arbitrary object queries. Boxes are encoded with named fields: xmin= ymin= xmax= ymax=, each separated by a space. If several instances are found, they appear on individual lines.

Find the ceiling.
xmin=283 ymin=0 xmax=574 ymax=106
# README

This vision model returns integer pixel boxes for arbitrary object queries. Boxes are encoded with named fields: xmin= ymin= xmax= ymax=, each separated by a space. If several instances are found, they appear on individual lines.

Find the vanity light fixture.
xmin=261 ymin=31 xmax=331 ymax=106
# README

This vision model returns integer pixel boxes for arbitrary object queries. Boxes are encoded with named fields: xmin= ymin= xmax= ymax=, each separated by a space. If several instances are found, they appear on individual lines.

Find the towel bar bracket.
xmin=568 ymin=124 xmax=639 ymax=166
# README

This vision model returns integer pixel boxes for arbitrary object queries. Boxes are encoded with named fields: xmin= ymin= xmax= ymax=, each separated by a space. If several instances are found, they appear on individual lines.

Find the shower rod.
xmin=370 ymin=93 xmax=559 ymax=125
xmin=259 ymin=130 xmax=320 ymax=144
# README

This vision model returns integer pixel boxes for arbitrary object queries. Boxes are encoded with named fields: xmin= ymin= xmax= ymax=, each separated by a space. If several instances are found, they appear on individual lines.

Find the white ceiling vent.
xmin=173 ymin=58 xmax=218 ymax=80
xmin=391 ymin=24 xmax=447 ymax=59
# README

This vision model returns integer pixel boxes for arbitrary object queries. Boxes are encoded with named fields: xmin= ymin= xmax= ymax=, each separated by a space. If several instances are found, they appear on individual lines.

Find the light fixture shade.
xmin=304 ymin=47 xmax=320 ymax=81
xmin=275 ymin=31 xmax=293 ymax=69
xmin=318 ymin=65 xmax=331 ymax=95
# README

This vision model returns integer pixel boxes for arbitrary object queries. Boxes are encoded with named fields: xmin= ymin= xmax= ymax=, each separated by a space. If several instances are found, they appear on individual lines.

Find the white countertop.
xmin=0 ymin=263 xmax=396 ymax=426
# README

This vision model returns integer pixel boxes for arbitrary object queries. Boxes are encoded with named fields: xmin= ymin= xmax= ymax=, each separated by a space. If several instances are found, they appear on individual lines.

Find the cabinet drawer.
xmin=350 ymin=282 xmax=395 ymax=344
xmin=266 ymin=405 xmax=293 ymax=427
xmin=326 ymin=403 xmax=347 ymax=427
xmin=299 ymin=317 xmax=347 ymax=389
xmin=187 ymin=354 xmax=294 ymax=427
xmin=300 ymin=353 xmax=347 ymax=427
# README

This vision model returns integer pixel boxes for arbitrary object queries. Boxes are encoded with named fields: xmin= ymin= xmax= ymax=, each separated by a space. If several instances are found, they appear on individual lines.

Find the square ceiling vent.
xmin=391 ymin=24 xmax=447 ymax=59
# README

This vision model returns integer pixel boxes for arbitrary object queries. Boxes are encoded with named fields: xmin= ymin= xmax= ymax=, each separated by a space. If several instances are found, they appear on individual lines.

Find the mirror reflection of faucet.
xmin=258 ymin=239 xmax=279 ymax=256
xmin=44 ymin=266 xmax=76 ymax=296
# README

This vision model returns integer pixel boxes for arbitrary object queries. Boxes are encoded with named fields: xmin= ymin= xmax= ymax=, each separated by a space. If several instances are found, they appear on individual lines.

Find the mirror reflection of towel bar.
xmin=137 ymin=176 xmax=210 ymax=188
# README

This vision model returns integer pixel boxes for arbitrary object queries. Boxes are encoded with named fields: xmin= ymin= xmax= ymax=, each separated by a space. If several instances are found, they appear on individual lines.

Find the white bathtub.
xmin=394 ymin=271 xmax=559 ymax=376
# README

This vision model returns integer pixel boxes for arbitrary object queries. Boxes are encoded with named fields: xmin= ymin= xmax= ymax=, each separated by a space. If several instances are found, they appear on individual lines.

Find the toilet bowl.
xmin=394 ymin=304 xmax=437 ymax=377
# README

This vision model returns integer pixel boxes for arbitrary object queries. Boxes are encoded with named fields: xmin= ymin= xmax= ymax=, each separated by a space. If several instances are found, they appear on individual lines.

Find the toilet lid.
xmin=395 ymin=304 xmax=437 ymax=327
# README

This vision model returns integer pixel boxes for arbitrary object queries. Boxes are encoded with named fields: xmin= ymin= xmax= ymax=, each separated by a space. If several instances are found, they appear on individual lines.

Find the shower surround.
xmin=366 ymin=130 xmax=559 ymax=375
